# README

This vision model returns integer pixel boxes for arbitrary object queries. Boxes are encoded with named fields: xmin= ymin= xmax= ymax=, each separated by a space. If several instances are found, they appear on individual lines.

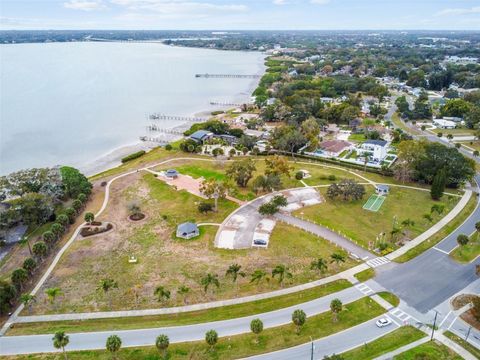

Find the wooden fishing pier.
xmin=195 ymin=73 xmax=261 ymax=79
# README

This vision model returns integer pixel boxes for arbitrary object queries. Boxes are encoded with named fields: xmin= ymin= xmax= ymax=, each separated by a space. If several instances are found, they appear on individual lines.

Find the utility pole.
xmin=310 ymin=336 xmax=314 ymax=360
xmin=431 ymin=310 xmax=439 ymax=341
xmin=465 ymin=326 xmax=472 ymax=342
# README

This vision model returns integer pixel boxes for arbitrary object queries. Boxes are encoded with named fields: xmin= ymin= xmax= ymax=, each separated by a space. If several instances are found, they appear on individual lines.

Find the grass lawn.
xmin=295 ymin=187 xmax=458 ymax=251
xmin=348 ymin=133 xmax=367 ymax=143
xmin=8 ymin=279 xmax=351 ymax=335
xmin=354 ymin=268 xmax=375 ymax=282
xmin=341 ymin=326 xmax=426 ymax=360
xmin=5 ymin=297 xmax=385 ymax=360
xmin=26 ymin=176 xmax=356 ymax=315
xmin=377 ymin=291 xmax=400 ymax=307
xmin=458 ymin=141 xmax=480 ymax=152
xmin=444 ymin=330 xmax=480 ymax=359
xmin=430 ymin=127 xmax=477 ymax=136
xmin=391 ymin=112 xmax=421 ymax=135
xmin=450 ymin=232 xmax=480 ymax=263
xmin=393 ymin=340 xmax=463 ymax=360
xmin=396 ymin=194 xmax=478 ymax=263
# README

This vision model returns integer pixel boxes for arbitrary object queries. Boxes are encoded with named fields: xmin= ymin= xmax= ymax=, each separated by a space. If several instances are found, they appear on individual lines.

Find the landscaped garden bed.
xmin=80 ymin=223 xmax=113 ymax=237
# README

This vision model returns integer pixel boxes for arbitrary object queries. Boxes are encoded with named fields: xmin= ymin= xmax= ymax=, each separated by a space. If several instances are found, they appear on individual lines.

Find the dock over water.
xmin=195 ymin=73 xmax=261 ymax=79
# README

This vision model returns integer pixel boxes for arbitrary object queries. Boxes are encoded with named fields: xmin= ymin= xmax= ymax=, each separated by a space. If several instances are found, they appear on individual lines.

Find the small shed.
xmin=176 ymin=222 xmax=200 ymax=239
xmin=165 ymin=169 xmax=179 ymax=179
xmin=375 ymin=184 xmax=390 ymax=196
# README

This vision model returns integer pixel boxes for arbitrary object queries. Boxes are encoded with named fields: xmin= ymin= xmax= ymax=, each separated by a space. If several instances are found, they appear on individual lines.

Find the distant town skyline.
xmin=1 ymin=0 xmax=480 ymax=30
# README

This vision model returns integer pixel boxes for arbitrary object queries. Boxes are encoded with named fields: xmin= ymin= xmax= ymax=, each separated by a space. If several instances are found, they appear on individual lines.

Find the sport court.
xmin=363 ymin=194 xmax=386 ymax=212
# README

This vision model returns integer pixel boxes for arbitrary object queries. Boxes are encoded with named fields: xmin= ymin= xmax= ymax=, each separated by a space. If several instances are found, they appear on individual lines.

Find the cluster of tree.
xmin=0 ymin=167 xmax=91 ymax=233
xmin=183 ymin=120 xmax=244 ymax=138
xmin=394 ymin=140 xmax=475 ymax=188
xmin=396 ymin=93 xmax=432 ymax=121
xmin=441 ymin=95 xmax=480 ymax=132
xmin=1 ymin=192 xmax=91 ymax=315
xmin=258 ymin=195 xmax=288 ymax=215
xmin=326 ymin=179 xmax=366 ymax=202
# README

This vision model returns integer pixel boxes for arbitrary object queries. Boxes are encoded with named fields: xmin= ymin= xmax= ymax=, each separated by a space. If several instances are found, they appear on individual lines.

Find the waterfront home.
xmin=216 ymin=134 xmax=239 ymax=146
xmin=176 ymin=222 xmax=200 ymax=239
xmin=359 ymin=140 xmax=388 ymax=162
xmin=245 ymin=129 xmax=268 ymax=139
xmin=189 ymin=130 xmax=214 ymax=144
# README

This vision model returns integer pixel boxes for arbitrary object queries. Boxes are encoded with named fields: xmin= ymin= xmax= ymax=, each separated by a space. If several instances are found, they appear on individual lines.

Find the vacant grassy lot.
xmin=396 ymin=194 xmax=477 ymax=263
xmin=341 ymin=326 xmax=425 ymax=360
xmin=8 ymin=280 xmax=351 ymax=335
xmin=295 ymin=187 xmax=458 ymax=250
xmin=451 ymin=232 xmax=480 ymax=263
xmin=458 ymin=141 xmax=480 ymax=152
xmin=27 ymin=173 xmax=356 ymax=315
xmin=394 ymin=340 xmax=463 ymax=360
xmin=430 ymin=127 xmax=477 ymax=136
xmin=6 ymin=297 xmax=385 ymax=360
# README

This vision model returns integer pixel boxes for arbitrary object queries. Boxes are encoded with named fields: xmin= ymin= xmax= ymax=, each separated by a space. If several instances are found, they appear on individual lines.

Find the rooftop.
xmin=364 ymin=139 xmax=387 ymax=147
xmin=177 ymin=222 xmax=198 ymax=233
xmin=319 ymin=139 xmax=352 ymax=153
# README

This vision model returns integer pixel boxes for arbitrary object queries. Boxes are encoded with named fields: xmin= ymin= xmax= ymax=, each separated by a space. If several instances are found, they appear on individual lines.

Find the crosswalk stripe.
xmin=366 ymin=256 xmax=391 ymax=268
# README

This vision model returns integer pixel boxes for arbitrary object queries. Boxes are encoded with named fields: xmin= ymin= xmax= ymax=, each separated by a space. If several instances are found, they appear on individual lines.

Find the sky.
xmin=1 ymin=0 xmax=480 ymax=30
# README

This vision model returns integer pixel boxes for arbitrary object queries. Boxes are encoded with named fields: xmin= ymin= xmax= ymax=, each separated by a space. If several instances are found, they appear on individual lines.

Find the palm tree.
xmin=177 ymin=285 xmax=190 ymax=305
xmin=250 ymin=269 xmax=268 ymax=287
xmin=390 ymin=226 xmax=402 ymax=242
xmin=330 ymin=253 xmax=346 ymax=267
xmin=52 ymin=331 xmax=69 ymax=360
xmin=20 ymin=293 xmax=36 ymax=314
xmin=272 ymin=264 xmax=293 ymax=287
xmin=105 ymin=335 xmax=122 ymax=359
xmin=154 ymin=286 xmax=171 ymax=304
xmin=205 ymin=329 xmax=218 ymax=351
xmin=45 ymin=287 xmax=63 ymax=310
xmin=84 ymin=212 xmax=94 ymax=224
xmin=201 ymin=273 xmax=220 ymax=295
xmin=98 ymin=279 xmax=118 ymax=309
xmin=291 ymin=309 xmax=306 ymax=334
xmin=330 ymin=298 xmax=343 ymax=322
xmin=226 ymin=263 xmax=246 ymax=291
xmin=362 ymin=153 xmax=371 ymax=171
xmin=475 ymin=221 xmax=480 ymax=234
xmin=310 ymin=258 xmax=328 ymax=274
xmin=250 ymin=318 xmax=263 ymax=344
xmin=156 ymin=334 xmax=169 ymax=359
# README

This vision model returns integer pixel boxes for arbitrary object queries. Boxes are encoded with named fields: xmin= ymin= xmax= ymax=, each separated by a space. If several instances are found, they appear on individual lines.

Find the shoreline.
xmin=79 ymin=54 xmax=266 ymax=178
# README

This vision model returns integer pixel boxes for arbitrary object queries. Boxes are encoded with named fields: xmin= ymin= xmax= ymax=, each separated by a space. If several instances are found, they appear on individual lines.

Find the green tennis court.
xmin=363 ymin=194 xmax=386 ymax=212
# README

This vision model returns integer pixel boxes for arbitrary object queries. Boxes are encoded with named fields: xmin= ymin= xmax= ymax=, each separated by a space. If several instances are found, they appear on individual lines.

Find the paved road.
xmin=0 ymin=286 xmax=367 ymax=355
xmin=275 ymin=213 xmax=375 ymax=260
xmin=246 ymin=316 xmax=401 ymax=360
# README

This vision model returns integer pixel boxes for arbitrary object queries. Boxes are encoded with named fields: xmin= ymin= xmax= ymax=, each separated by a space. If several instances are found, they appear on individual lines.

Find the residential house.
xmin=189 ymin=130 xmax=214 ymax=144
xmin=359 ymin=140 xmax=388 ymax=162
xmin=433 ymin=119 xmax=456 ymax=129
xmin=319 ymin=140 xmax=352 ymax=157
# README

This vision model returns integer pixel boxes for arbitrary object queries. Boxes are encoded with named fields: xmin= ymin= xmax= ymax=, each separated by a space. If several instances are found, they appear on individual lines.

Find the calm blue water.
xmin=0 ymin=42 xmax=264 ymax=175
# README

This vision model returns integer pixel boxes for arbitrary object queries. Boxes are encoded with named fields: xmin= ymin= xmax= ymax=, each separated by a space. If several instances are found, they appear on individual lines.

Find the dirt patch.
xmin=461 ymin=308 xmax=480 ymax=330
xmin=451 ymin=294 xmax=477 ymax=310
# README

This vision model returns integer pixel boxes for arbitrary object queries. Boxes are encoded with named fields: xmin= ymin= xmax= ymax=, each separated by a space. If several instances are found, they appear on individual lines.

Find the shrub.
xmin=121 ymin=150 xmax=146 ymax=163
xmin=457 ymin=234 xmax=469 ymax=246
xmin=328 ymin=174 xmax=337 ymax=181
xmin=295 ymin=171 xmax=304 ymax=180
xmin=165 ymin=144 xmax=172 ymax=151
xmin=198 ymin=202 xmax=214 ymax=214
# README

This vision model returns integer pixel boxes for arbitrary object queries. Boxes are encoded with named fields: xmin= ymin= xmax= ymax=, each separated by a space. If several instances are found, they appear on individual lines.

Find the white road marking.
xmin=438 ymin=310 xmax=452 ymax=328
xmin=447 ymin=316 xmax=457 ymax=330
xmin=366 ymin=256 xmax=391 ymax=268
xmin=432 ymin=246 xmax=450 ymax=255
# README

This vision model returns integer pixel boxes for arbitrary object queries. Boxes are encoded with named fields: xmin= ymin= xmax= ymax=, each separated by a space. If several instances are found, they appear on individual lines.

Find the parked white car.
xmin=376 ymin=318 xmax=392 ymax=328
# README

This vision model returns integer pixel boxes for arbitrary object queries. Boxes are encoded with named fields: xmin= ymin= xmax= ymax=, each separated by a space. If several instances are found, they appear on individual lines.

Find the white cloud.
xmin=64 ymin=0 xmax=106 ymax=11
xmin=273 ymin=0 xmax=288 ymax=5
xmin=435 ymin=6 xmax=480 ymax=17
xmin=109 ymin=0 xmax=247 ymax=13
xmin=310 ymin=0 xmax=331 ymax=4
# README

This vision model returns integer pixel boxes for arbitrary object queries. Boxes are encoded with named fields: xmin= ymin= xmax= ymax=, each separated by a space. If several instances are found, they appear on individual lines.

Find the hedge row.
xmin=121 ymin=150 xmax=146 ymax=163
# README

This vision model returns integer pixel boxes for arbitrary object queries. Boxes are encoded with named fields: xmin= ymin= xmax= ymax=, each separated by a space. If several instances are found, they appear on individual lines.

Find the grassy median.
xmin=341 ymin=326 xmax=426 ymax=360
xmin=450 ymin=232 xmax=480 ymax=263
xmin=394 ymin=339 xmax=463 ymax=359
xmin=5 ymin=297 xmax=384 ymax=360
xmin=444 ymin=331 xmax=480 ymax=359
xmin=7 ymin=280 xmax=351 ymax=335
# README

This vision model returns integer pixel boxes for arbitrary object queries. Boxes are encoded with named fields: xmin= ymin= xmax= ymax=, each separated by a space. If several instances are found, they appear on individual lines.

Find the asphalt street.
xmin=0 ymin=285 xmax=367 ymax=355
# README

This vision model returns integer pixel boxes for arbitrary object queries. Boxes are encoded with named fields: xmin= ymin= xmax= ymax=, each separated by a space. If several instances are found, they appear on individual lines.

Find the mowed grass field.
xmin=27 ymin=171 xmax=356 ymax=315
xmin=394 ymin=340 xmax=463 ymax=360
xmin=295 ymin=187 xmax=459 ymax=250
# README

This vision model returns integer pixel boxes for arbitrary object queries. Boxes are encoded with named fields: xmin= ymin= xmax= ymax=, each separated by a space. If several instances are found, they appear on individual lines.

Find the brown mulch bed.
xmin=80 ymin=223 xmax=113 ymax=237
xmin=128 ymin=213 xmax=146 ymax=221
xmin=451 ymin=294 xmax=477 ymax=310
